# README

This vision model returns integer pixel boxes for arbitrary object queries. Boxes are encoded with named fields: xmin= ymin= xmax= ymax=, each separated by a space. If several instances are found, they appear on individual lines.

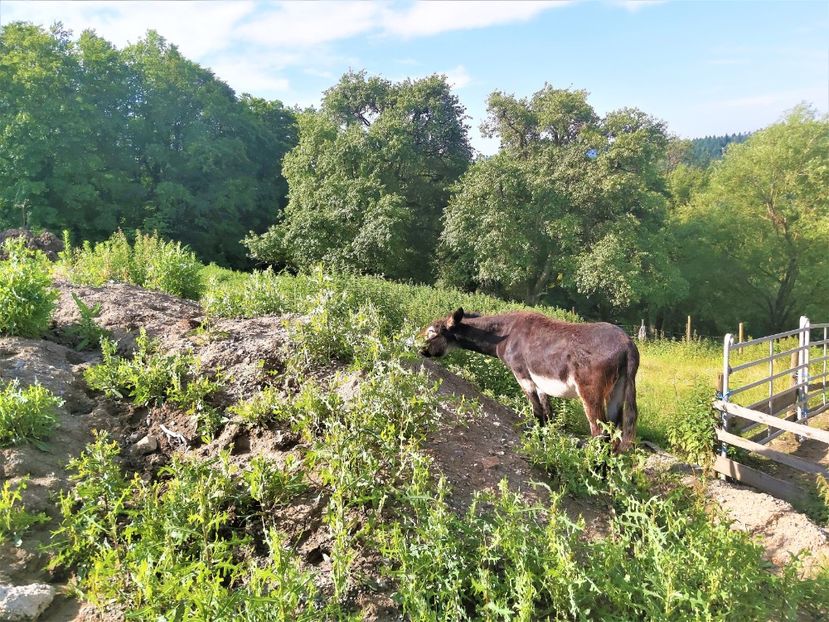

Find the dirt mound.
xmin=0 ymin=229 xmax=63 ymax=261
xmin=3 ymin=279 xmax=828 ymax=620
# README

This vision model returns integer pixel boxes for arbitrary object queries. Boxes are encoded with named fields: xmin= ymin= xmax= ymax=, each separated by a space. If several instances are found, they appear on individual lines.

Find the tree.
xmin=439 ymin=85 xmax=686 ymax=318
xmin=675 ymin=106 xmax=829 ymax=333
xmin=0 ymin=23 xmax=297 ymax=267
xmin=246 ymin=70 xmax=472 ymax=282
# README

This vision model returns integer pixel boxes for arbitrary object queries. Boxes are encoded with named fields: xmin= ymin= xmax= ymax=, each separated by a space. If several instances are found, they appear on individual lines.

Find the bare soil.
xmin=1 ymin=280 xmax=827 ymax=620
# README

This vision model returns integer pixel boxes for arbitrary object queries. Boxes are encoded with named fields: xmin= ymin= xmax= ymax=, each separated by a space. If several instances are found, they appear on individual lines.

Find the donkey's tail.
xmin=619 ymin=343 xmax=640 ymax=452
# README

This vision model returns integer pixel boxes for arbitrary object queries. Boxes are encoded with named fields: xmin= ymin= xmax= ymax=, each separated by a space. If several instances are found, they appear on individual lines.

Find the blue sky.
xmin=1 ymin=0 xmax=826 ymax=155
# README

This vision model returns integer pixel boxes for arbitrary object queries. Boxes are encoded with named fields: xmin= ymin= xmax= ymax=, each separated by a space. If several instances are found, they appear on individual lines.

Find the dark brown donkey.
xmin=420 ymin=308 xmax=639 ymax=452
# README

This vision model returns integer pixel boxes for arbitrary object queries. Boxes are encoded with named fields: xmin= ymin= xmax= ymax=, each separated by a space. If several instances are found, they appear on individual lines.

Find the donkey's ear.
xmin=448 ymin=307 xmax=464 ymax=328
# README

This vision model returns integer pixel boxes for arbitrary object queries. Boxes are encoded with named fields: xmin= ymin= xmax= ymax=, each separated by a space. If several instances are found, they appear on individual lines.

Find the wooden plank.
xmin=712 ymin=455 xmax=809 ymax=506
xmin=745 ymin=385 xmax=798 ymax=416
xmin=716 ymin=429 xmax=829 ymax=477
xmin=713 ymin=400 xmax=829 ymax=445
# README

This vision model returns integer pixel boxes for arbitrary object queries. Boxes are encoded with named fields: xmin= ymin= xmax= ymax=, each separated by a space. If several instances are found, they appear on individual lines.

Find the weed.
xmin=64 ymin=293 xmax=109 ymax=350
xmin=84 ymin=331 xmax=222 ymax=439
xmin=62 ymin=230 xmax=203 ymax=299
xmin=666 ymin=378 xmax=719 ymax=467
xmin=0 ymin=379 xmax=62 ymax=447
xmin=51 ymin=437 xmax=322 ymax=620
xmin=0 ymin=238 xmax=58 ymax=337
xmin=244 ymin=454 xmax=307 ymax=509
xmin=0 ymin=478 xmax=49 ymax=545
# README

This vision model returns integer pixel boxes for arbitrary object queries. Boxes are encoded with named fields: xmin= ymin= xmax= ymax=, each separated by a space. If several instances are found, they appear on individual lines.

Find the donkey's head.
xmin=419 ymin=307 xmax=465 ymax=357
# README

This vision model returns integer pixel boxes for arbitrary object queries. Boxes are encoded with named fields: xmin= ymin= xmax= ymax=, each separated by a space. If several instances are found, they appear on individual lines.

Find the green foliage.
xmin=62 ymin=230 xmax=204 ymax=299
xmin=84 ymin=330 xmax=221 ymax=438
xmin=64 ymin=292 xmax=108 ymax=350
xmin=0 ymin=379 xmax=62 ymax=447
xmin=244 ymin=455 xmax=307 ymax=509
xmin=50 ymin=434 xmax=320 ymax=620
xmin=0 ymin=478 xmax=49 ymax=544
xmin=674 ymin=106 xmax=829 ymax=334
xmin=439 ymin=86 xmax=686 ymax=316
xmin=383 ymin=451 xmax=825 ymax=621
xmin=247 ymin=70 xmax=471 ymax=281
xmin=666 ymin=379 xmax=718 ymax=466
xmin=308 ymin=361 xmax=443 ymax=508
xmin=228 ymin=386 xmax=288 ymax=427
xmin=0 ymin=238 xmax=58 ymax=337
xmin=0 ymin=23 xmax=297 ymax=267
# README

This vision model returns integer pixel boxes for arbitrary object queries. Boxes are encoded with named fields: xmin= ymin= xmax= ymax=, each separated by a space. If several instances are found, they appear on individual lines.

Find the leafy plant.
xmin=64 ymin=292 xmax=109 ymax=350
xmin=0 ymin=478 xmax=49 ymax=545
xmin=0 ymin=379 xmax=62 ymax=447
xmin=0 ymin=238 xmax=58 ymax=337
xmin=62 ymin=230 xmax=204 ymax=299
xmin=666 ymin=378 xmax=718 ymax=467
xmin=50 ymin=435 xmax=322 ymax=621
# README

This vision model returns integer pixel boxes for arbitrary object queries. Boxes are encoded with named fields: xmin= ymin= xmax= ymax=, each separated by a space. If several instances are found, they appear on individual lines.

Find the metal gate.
xmin=713 ymin=317 xmax=829 ymax=504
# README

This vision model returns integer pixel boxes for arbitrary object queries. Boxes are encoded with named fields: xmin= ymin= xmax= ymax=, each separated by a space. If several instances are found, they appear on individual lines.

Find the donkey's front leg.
xmin=513 ymin=371 xmax=546 ymax=424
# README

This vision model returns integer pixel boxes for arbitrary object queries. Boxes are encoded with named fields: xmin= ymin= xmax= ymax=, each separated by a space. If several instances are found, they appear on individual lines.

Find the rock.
xmin=134 ymin=435 xmax=158 ymax=454
xmin=0 ymin=583 xmax=55 ymax=621
xmin=0 ymin=229 xmax=63 ymax=261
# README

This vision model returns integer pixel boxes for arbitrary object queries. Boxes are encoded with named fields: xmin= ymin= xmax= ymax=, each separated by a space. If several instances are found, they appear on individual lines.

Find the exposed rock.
xmin=0 ymin=583 xmax=55 ymax=621
xmin=133 ymin=435 xmax=158 ymax=455
xmin=0 ymin=229 xmax=63 ymax=261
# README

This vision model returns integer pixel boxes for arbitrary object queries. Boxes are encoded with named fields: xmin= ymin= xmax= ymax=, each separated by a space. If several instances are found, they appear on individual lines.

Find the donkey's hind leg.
xmin=537 ymin=391 xmax=554 ymax=425
xmin=580 ymin=392 xmax=608 ymax=439
xmin=606 ymin=376 xmax=626 ymax=428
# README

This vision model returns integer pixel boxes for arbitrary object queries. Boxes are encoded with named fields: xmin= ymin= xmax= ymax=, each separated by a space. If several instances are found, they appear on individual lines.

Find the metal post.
xmin=719 ymin=333 xmax=734 ymax=478
xmin=796 ymin=316 xmax=810 ymax=439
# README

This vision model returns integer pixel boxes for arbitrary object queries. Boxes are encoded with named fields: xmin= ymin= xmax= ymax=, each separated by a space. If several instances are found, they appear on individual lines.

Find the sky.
xmin=1 ymin=0 xmax=826 ymax=156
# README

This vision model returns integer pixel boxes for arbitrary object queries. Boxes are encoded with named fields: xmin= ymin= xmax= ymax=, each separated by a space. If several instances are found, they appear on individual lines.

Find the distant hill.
xmin=686 ymin=132 xmax=752 ymax=167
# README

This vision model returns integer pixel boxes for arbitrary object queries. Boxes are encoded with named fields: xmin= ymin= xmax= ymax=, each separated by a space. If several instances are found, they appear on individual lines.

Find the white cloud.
xmin=610 ymin=1 xmax=667 ymax=13
xmin=445 ymin=65 xmax=472 ymax=89
xmin=381 ymin=1 xmax=568 ymax=39
xmin=235 ymin=2 xmax=382 ymax=49
xmin=2 ymin=1 xmax=256 ymax=59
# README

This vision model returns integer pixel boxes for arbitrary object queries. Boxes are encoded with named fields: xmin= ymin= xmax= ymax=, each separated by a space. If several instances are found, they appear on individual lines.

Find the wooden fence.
xmin=712 ymin=317 xmax=829 ymax=505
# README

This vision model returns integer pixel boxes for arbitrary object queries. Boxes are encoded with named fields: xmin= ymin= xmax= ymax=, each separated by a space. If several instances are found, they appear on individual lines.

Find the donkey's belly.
xmin=529 ymin=371 xmax=579 ymax=399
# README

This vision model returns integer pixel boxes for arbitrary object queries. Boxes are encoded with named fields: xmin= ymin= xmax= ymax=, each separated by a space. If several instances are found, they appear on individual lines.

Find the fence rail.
xmin=712 ymin=316 xmax=829 ymax=504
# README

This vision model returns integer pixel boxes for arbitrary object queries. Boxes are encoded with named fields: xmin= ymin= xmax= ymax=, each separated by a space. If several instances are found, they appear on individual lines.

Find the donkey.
xmin=420 ymin=308 xmax=639 ymax=452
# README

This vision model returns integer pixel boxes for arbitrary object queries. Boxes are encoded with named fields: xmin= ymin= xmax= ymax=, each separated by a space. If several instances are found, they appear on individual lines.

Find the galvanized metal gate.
xmin=712 ymin=317 xmax=829 ymax=504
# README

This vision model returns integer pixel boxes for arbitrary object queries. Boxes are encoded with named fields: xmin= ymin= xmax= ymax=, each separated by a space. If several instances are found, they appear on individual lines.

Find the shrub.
xmin=666 ymin=378 xmax=718 ymax=467
xmin=62 ymin=230 xmax=203 ymax=299
xmin=0 ymin=238 xmax=58 ymax=337
xmin=0 ymin=380 xmax=62 ymax=447
xmin=0 ymin=478 xmax=49 ymax=544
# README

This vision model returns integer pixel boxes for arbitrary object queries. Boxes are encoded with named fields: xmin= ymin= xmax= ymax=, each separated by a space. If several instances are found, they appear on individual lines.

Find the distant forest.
xmin=1 ymin=23 xmax=827 ymax=336
xmin=686 ymin=133 xmax=752 ymax=167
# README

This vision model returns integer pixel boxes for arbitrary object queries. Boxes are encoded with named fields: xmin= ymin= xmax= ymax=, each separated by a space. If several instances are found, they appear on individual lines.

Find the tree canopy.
xmin=674 ymin=106 xmax=829 ymax=334
xmin=0 ymin=22 xmax=297 ymax=266
xmin=438 ymin=86 xmax=686 ymax=317
xmin=245 ymin=71 xmax=472 ymax=282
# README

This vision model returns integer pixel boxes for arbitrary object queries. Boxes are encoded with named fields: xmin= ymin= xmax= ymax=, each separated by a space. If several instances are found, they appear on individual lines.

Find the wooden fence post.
xmin=738 ymin=322 xmax=744 ymax=343
xmin=686 ymin=316 xmax=692 ymax=342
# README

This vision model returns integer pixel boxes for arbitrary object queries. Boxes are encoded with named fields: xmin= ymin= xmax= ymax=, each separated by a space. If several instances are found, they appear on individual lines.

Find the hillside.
xmin=1 ymin=279 xmax=827 ymax=620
